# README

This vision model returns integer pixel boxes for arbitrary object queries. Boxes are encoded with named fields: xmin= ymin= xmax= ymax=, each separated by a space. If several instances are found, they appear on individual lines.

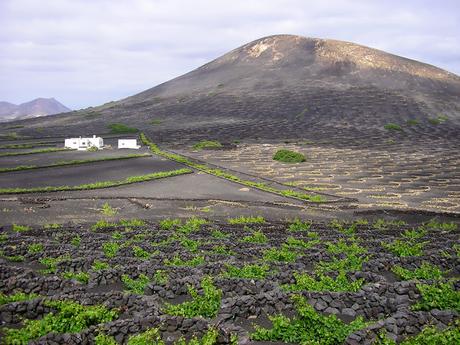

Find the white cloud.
xmin=0 ymin=0 xmax=458 ymax=109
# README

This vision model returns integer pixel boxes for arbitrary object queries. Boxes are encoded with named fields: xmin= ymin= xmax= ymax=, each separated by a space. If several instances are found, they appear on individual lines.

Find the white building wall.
xmin=118 ymin=139 xmax=140 ymax=149
xmin=64 ymin=136 xmax=103 ymax=150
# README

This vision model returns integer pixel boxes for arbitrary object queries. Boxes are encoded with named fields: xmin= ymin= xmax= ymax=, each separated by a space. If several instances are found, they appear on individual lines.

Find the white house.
xmin=64 ymin=135 xmax=104 ymax=150
xmin=118 ymin=139 xmax=140 ymax=149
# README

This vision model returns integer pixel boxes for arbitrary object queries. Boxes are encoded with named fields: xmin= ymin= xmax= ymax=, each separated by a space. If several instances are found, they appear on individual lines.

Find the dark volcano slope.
xmin=7 ymin=35 xmax=460 ymax=146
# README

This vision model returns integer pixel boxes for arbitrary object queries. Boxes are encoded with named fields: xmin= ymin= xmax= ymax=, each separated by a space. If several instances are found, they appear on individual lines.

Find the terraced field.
xmin=1 ymin=217 xmax=458 ymax=344
xmin=180 ymin=137 xmax=460 ymax=213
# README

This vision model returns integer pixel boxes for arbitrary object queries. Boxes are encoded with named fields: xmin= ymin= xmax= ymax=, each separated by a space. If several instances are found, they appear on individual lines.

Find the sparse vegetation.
xmin=0 ymin=168 xmax=192 ymax=194
xmin=0 ymin=147 xmax=70 ymax=157
xmin=413 ymin=281 xmax=460 ymax=312
xmin=228 ymin=215 xmax=265 ymax=224
xmin=101 ymin=202 xmax=118 ymax=216
xmin=0 ymin=153 xmax=150 ymax=173
xmin=108 ymin=123 xmax=139 ymax=133
xmin=392 ymin=262 xmax=445 ymax=280
xmin=193 ymin=140 xmax=223 ymax=150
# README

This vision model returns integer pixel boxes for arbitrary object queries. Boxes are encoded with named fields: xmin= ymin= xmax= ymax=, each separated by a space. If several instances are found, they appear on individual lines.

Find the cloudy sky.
xmin=1 ymin=0 xmax=459 ymax=110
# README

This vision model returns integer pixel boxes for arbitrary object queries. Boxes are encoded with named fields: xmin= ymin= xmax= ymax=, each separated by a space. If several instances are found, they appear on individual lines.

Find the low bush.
xmin=121 ymin=274 xmax=150 ymax=294
xmin=251 ymin=295 xmax=367 ymax=344
xmin=3 ymin=300 xmax=118 ymax=344
xmin=273 ymin=149 xmax=306 ymax=163
xmin=164 ymin=276 xmax=222 ymax=318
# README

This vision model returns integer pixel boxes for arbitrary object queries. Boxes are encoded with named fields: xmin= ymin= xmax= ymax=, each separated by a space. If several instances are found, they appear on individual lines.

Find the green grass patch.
xmin=12 ymin=224 xmax=31 ymax=232
xmin=384 ymin=123 xmax=403 ymax=131
xmin=0 ymin=168 xmax=192 ymax=195
xmin=193 ymin=140 xmax=222 ymax=150
xmin=0 ymin=147 xmax=70 ymax=157
xmin=228 ymin=216 xmax=265 ymax=225
xmin=108 ymin=123 xmax=139 ymax=133
xmin=288 ymin=218 xmax=312 ymax=232
xmin=273 ymin=149 xmax=306 ymax=163
xmin=406 ymin=119 xmax=419 ymax=126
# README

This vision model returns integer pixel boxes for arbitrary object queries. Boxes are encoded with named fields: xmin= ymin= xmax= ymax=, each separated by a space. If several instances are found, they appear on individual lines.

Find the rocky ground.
xmin=0 ymin=217 xmax=458 ymax=344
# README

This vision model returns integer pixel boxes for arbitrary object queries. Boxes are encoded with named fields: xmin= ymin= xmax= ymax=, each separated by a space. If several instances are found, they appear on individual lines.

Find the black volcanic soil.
xmin=0 ymin=156 xmax=183 ymax=189
xmin=0 ymin=219 xmax=458 ymax=343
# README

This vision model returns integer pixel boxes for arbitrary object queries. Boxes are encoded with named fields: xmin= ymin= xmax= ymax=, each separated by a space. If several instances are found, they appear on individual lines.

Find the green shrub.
xmin=263 ymin=246 xmax=298 ymax=263
xmin=127 ymin=328 xmax=164 ymax=345
xmin=62 ymin=271 xmax=90 ymax=284
xmin=288 ymin=218 xmax=312 ymax=232
xmin=251 ymin=295 xmax=367 ymax=344
xmin=94 ymin=333 xmax=118 ymax=345
xmin=101 ymin=202 xmax=117 ymax=216
xmin=164 ymin=255 xmax=205 ymax=267
xmin=242 ymin=229 xmax=268 ymax=244
xmin=159 ymin=218 xmax=182 ymax=230
xmin=384 ymin=123 xmax=403 ymax=131
xmin=193 ymin=140 xmax=223 ymax=150
xmin=132 ymin=245 xmax=151 ymax=259
xmin=12 ymin=224 xmax=30 ymax=232
xmin=3 ymin=300 xmax=118 ymax=344
xmin=92 ymin=260 xmax=110 ymax=271
xmin=422 ymin=219 xmax=457 ymax=232
xmin=273 ymin=149 xmax=306 ymax=163
xmin=392 ymin=262 xmax=445 ymax=280
xmin=284 ymin=271 xmax=363 ymax=292
xmin=102 ymin=241 xmax=120 ymax=258
xmin=28 ymin=243 xmax=44 ymax=254
xmin=177 ymin=217 xmax=208 ymax=234
xmin=71 ymin=235 xmax=81 ymax=247
xmin=381 ymin=239 xmax=425 ymax=257
xmin=223 ymin=264 xmax=270 ymax=279
xmin=39 ymin=254 xmax=70 ymax=274
xmin=211 ymin=229 xmax=229 ymax=239
xmin=92 ymin=220 xmax=117 ymax=231
xmin=154 ymin=269 xmax=168 ymax=285
xmin=121 ymin=274 xmax=150 ymax=294
xmin=164 ymin=277 xmax=221 ymax=318
xmin=413 ymin=281 xmax=460 ymax=312
xmin=285 ymin=236 xmax=319 ymax=249
xmin=0 ymin=292 xmax=39 ymax=305
xmin=120 ymin=218 xmax=146 ymax=227
xmin=108 ymin=123 xmax=139 ymax=133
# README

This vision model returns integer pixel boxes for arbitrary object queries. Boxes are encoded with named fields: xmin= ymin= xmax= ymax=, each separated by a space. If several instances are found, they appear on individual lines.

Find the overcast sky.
xmin=1 ymin=0 xmax=459 ymax=110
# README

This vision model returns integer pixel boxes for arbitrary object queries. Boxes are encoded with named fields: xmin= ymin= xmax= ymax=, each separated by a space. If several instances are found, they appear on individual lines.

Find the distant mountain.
xmin=0 ymin=98 xmax=71 ymax=122
xmin=4 ymin=35 xmax=460 ymax=143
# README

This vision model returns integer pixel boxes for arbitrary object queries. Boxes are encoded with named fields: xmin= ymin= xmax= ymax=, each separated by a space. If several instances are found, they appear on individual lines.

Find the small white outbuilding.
xmin=118 ymin=139 xmax=140 ymax=149
xmin=64 ymin=135 xmax=104 ymax=150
